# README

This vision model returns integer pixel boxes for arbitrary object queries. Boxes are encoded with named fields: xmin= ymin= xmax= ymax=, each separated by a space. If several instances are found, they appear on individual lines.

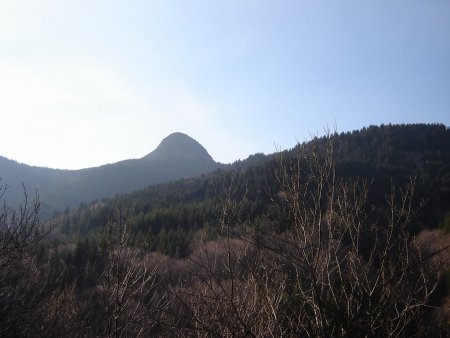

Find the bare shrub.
xmin=170 ymin=134 xmax=443 ymax=337
xmin=97 ymin=204 xmax=170 ymax=337
xmin=0 ymin=183 xmax=79 ymax=336
xmin=170 ymin=236 xmax=288 ymax=337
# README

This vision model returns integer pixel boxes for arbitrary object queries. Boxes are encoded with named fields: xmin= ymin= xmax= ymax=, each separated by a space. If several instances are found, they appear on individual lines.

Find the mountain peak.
xmin=144 ymin=133 xmax=215 ymax=164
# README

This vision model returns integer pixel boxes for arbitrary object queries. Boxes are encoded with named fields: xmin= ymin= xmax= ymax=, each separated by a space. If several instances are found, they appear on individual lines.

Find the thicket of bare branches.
xmin=95 ymin=204 xmax=170 ymax=338
xmin=267 ymin=136 xmax=439 ymax=336
xmin=0 ymin=183 xmax=79 ymax=336
xmin=169 ymin=135 xmax=444 ymax=337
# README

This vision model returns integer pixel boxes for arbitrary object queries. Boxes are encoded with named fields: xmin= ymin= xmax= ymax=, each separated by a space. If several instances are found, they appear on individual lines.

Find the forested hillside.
xmin=58 ymin=124 xmax=450 ymax=253
xmin=1 ymin=124 xmax=449 ymax=336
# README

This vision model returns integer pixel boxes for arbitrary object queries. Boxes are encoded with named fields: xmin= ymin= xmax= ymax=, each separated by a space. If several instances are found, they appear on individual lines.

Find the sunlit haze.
xmin=1 ymin=0 xmax=449 ymax=169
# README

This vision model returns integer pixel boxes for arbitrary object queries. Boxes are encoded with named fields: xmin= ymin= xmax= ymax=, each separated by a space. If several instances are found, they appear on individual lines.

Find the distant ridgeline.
xmin=53 ymin=124 xmax=449 ymax=252
xmin=0 ymin=132 xmax=220 ymax=217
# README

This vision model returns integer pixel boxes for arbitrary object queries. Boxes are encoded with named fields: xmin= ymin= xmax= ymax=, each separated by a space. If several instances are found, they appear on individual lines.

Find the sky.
xmin=0 ymin=0 xmax=449 ymax=170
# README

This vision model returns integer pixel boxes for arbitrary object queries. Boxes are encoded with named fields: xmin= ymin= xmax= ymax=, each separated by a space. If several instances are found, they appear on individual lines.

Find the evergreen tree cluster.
xmin=56 ymin=124 xmax=450 ymax=257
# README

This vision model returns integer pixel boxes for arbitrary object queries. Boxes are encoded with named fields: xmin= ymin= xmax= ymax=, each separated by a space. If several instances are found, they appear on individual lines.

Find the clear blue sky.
xmin=1 ymin=0 xmax=449 ymax=169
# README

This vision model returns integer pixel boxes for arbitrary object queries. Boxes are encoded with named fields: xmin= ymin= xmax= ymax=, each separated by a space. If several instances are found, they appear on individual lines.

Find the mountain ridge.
xmin=144 ymin=132 xmax=214 ymax=163
xmin=0 ymin=132 xmax=212 ymax=171
xmin=0 ymin=133 xmax=219 ymax=215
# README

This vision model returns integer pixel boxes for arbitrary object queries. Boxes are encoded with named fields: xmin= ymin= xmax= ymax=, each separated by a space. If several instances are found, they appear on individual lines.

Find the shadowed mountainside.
xmin=0 ymin=132 xmax=219 ymax=215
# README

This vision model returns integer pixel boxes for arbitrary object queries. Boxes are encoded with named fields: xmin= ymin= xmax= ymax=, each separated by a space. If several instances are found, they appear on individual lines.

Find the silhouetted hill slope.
xmin=0 ymin=133 xmax=219 ymax=214
xmin=145 ymin=132 xmax=214 ymax=163
xmin=57 ymin=124 xmax=450 ymax=244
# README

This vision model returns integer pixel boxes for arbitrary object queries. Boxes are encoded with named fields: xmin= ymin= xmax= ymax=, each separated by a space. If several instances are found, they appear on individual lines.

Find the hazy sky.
xmin=1 ymin=0 xmax=449 ymax=169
